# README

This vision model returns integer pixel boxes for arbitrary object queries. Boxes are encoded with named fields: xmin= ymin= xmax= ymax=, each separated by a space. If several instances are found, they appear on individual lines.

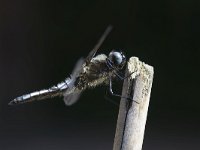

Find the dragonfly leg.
xmin=108 ymin=76 xmax=139 ymax=104
xmin=104 ymin=90 xmax=119 ymax=106
xmin=114 ymin=71 xmax=135 ymax=80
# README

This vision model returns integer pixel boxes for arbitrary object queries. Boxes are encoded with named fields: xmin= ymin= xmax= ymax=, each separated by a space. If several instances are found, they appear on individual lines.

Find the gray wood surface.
xmin=113 ymin=57 xmax=154 ymax=150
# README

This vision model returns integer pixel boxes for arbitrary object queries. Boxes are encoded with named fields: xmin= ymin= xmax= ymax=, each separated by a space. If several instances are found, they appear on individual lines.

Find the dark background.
xmin=0 ymin=0 xmax=200 ymax=149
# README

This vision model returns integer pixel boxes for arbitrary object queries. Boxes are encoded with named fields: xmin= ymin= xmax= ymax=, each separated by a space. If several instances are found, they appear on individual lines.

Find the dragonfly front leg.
xmin=108 ymin=76 xmax=139 ymax=104
xmin=108 ymin=76 xmax=124 ymax=98
xmin=114 ymin=71 xmax=135 ymax=80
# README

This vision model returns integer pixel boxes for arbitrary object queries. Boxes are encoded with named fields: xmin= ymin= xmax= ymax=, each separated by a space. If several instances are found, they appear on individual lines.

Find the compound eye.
xmin=109 ymin=51 xmax=123 ymax=66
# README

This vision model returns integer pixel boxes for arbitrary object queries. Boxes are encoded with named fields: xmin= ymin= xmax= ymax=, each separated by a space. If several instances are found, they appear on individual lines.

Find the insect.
xmin=9 ymin=26 xmax=137 ymax=106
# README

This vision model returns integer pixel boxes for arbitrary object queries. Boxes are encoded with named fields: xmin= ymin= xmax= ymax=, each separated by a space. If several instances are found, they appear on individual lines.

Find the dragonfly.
xmin=9 ymin=26 xmax=137 ymax=106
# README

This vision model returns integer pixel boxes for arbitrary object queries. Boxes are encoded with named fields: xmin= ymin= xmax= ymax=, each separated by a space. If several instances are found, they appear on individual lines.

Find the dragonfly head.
xmin=108 ymin=50 xmax=126 ymax=69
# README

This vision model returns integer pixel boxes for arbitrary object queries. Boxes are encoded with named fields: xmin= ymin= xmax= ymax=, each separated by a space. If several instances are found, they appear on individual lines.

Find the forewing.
xmin=85 ymin=25 xmax=113 ymax=64
xmin=63 ymin=26 xmax=112 ymax=106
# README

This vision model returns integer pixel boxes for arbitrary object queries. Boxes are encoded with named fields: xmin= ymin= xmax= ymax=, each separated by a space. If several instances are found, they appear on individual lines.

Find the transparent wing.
xmin=71 ymin=58 xmax=85 ymax=78
xmin=63 ymin=91 xmax=82 ymax=106
xmin=63 ymin=25 xmax=112 ymax=106
xmin=63 ymin=58 xmax=85 ymax=105
xmin=85 ymin=25 xmax=113 ymax=64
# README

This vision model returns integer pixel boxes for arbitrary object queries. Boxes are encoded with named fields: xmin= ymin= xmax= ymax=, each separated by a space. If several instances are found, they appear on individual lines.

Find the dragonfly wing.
xmin=85 ymin=25 xmax=113 ymax=64
xmin=63 ymin=26 xmax=112 ymax=106
xmin=71 ymin=57 xmax=85 ymax=77
xmin=63 ymin=91 xmax=82 ymax=106
xmin=62 ymin=58 xmax=84 ymax=106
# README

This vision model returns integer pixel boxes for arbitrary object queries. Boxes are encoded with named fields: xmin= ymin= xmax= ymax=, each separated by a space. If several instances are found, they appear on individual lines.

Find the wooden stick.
xmin=113 ymin=57 xmax=154 ymax=150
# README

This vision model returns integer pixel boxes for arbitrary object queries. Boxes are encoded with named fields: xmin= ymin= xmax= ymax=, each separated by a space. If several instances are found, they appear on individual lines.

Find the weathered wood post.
xmin=113 ymin=57 xmax=154 ymax=150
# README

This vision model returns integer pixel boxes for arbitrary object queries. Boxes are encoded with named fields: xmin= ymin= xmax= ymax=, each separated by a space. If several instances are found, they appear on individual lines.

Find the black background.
xmin=0 ymin=0 xmax=200 ymax=149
